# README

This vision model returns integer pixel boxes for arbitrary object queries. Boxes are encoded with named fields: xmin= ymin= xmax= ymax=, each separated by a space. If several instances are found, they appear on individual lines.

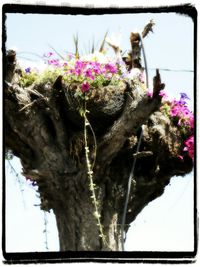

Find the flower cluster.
xmin=22 ymin=51 xmax=146 ymax=92
xmin=44 ymin=52 xmax=125 ymax=93
xmin=170 ymin=93 xmax=194 ymax=130
xmin=159 ymin=91 xmax=194 ymax=160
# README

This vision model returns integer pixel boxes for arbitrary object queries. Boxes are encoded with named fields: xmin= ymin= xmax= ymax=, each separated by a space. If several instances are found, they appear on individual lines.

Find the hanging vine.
xmin=82 ymin=99 xmax=109 ymax=248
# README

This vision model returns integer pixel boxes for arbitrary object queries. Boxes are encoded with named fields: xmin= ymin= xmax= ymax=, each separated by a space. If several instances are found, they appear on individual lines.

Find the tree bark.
xmin=4 ymin=50 xmax=193 ymax=251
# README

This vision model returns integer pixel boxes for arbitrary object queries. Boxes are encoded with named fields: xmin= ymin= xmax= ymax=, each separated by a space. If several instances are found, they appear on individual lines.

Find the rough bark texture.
xmin=4 ymin=50 xmax=193 ymax=251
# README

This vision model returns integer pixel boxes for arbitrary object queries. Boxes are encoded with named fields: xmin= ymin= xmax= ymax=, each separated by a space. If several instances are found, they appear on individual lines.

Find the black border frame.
xmin=2 ymin=3 xmax=198 ymax=264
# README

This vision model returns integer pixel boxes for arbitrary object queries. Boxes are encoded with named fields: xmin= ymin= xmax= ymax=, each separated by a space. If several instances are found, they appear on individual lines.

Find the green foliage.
xmin=91 ymin=74 xmax=109 ymax=88
xmin=19 ymin=69 xmax=38 ymax=87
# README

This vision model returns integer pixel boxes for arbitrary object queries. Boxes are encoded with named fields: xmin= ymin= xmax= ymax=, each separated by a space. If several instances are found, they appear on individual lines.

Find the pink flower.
xmin=75 ymin=60 xmax=85 ymax=69
xmin=81 ymin=81 xmax=90 ymax=92
xmin=75 ymin=68 xmax=82 ymax=76
xmin=44 ymin=52 xmax=53 ymax=58
xmin=189 ymin=115 xmax=194 ymax=129
xmin=170 ymin=105 xmax=180 ymax=117
xmin=93 ymin=63 xmax=101 ymax=75
xmin=104 ymin=63 xmax=118 ymax=74
xmin=84 ymin=69 xmax=95 ymax=80
xmin=159 ymin=90 xmax=168 ymax=100
xmin=47 ymin=59 xmax=60 ymax=67
xmin=183 ymin=135 xmax=194 ymax=160
xmin=147 ymin=88 xmax=153 ymax=98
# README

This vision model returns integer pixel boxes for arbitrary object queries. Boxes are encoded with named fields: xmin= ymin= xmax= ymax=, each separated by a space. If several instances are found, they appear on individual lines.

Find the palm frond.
xmin=73 ymin=33 xmax=79 ymax=59
xmin=91 ymin=36 xmax=95 ymax=54
xmin=99 ymin=31 xmax=108 ymax=53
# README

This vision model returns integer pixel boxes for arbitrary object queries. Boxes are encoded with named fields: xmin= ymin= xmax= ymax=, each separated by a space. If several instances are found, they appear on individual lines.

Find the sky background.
xmin=4 ymin=7 xmax=195 ymax=253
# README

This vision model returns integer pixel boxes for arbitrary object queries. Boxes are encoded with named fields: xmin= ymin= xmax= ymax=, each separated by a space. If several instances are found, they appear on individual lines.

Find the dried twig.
xmin=142 ymin=19 xmax=155 ymax=38
xmin=133 ymin=151 xmax=153 ymax=159
xmin=129 ymin=19 xmax=155 ymax=69
xmin=19 ymin=100 xmax=37 ymax=112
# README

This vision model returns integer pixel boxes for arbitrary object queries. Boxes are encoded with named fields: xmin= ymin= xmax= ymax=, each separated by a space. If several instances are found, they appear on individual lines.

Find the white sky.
xmin=3 ymin=0 xmax=196 ymax=254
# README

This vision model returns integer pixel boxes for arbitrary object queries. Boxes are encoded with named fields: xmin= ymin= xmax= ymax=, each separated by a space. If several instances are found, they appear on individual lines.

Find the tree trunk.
xmin=4 ymin=50 xmax=193 ymax=251
xmin=51 ymin=170 xmax=122 ymax=251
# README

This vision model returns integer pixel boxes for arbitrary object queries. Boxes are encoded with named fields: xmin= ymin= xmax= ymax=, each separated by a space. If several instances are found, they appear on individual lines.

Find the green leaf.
xmin=94 ymin=211 xmax=101 ymax=219
xmin=79 ymin=108 xmax=85 ymax=117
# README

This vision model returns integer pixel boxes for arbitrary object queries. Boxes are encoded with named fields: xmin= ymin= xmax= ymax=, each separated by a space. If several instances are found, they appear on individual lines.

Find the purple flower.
xmin=25 ymin=67 xmax=31 ymax=73
xmin=178 ymin=99 xmax=187 ymax=105
xmin=178 ymin=93 xmax=190 ymax=105
xmin=180 ymin=92 xmax=190 ymax=100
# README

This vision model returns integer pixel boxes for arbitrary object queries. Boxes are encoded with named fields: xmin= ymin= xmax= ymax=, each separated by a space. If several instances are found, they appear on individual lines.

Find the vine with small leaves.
xmin=81 ymin=98 xmax=109 ymax=248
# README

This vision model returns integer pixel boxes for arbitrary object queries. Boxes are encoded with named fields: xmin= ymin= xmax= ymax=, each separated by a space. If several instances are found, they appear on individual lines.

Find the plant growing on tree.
xmin=5 ymin=21 xmax=194 ymax=251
